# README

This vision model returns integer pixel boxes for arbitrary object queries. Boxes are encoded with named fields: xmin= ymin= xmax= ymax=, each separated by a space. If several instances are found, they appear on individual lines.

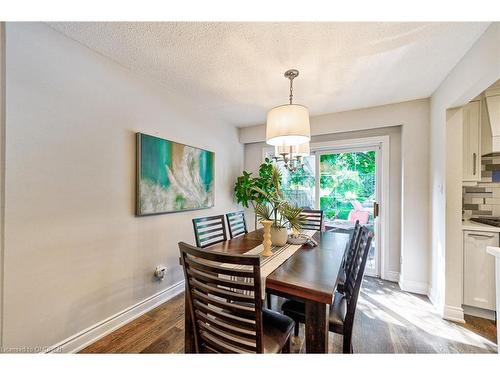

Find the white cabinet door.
xmin=462 ymin=101 xmax=481 ymax=181
xmin=463 ymin=231 xmax=498 ymax=310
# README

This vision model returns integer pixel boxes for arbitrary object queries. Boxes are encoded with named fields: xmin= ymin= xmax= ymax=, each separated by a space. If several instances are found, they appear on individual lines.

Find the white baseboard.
xmin=463 ymin=305 xmax=496 ymax=321
xmin=384 ymin=271 xmax=400 ymax=283
xmin=398 ymin=278 xmax=428 ymax=295
xmin=46 ymin=280 xmax=185 ymax=353
xmin=443 ymin=304 xmax=465 ymax=323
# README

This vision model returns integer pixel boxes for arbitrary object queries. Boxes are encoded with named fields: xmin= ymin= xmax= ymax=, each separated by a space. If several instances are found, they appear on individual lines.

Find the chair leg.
xmin=266 ymin=293 xmax=272 ymax=309
xmin=282 ymin=336 xmax=291 ymax=353
xmin=294 ymin=320 xmax=300 ymax=337
xmin=342 ymin=332 xmax=352 ymax=354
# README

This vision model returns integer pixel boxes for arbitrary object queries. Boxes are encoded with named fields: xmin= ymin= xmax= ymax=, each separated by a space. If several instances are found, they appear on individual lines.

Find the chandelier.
xmin=273 ymin=143 xmax=310 ymax=173
xmin=266 ymin=69 xmax=311 ymax=172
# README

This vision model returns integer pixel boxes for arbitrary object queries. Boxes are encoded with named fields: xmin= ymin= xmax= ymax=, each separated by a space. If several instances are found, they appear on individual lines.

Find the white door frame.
xmin=0 ymin=22 xmax=5 ymax=348
xmin=264 ymin=136 xmax=391 ymax=280
xmin=311 ymin=136 xmax=390 ymax=280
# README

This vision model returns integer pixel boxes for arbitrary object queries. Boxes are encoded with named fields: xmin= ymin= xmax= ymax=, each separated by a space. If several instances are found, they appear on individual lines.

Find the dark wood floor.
xmin=79 ymin=277 xmax=498 ymax=354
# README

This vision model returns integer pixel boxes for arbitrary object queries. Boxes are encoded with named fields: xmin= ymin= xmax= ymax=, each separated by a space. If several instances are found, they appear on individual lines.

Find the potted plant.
xmin=254 ymin=199 xmax=303 ymax=246
xmin=235 ymin=161 xmax=303 ymax=246
xmin=234 ymin=158 xmax=277 ymax=229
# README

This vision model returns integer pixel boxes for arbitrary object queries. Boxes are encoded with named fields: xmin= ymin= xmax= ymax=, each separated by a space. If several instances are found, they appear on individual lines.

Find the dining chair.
xmin=299 ymin=209 xmax=323 ymax=231
xmin=281 ymin=226 xmax=373 ymax=353
xmin=179 ymin=242 xmax=295 ymax=353
xmin=192 ymin=215 xmax=227 ymax=248
xmin=337 ymin=220 xmax=361 ymax=294
xmin=226 ymin=211 xmax=248 ymax=239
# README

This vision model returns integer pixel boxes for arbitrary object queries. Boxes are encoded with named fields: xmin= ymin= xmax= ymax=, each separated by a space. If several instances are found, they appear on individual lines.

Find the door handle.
xmin=468 ymin=233 xmax=495 ymax=239
xmin=473 ymin=153 xmax=477 ymax=175
xmin=373 ymin=202 xmax=379 ymax=218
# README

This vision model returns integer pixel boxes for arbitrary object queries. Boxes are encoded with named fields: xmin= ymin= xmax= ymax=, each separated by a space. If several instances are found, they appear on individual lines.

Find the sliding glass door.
xmin=316 ymin=147 xmax=380 ymax=277
xmin=266 ymin=144 xmax=381 ymax=277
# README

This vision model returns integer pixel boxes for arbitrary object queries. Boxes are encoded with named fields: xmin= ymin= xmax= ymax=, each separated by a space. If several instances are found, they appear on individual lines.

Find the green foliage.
xmin=288 ymin=169 xmax=315 ymax=189
xmin=280 ymin=202 xmax=304 ymax=232
xmin=236 ymin=162 xmax=303 ymax=229
xmin=320 ymin=196 xmax=337 ymax=220
xmin=319 ymin=151 xmax=376 ymax=220
xmin=254 ymin=202 xmax=272 ymax=222
xmin=234 ymin=158 xmax=275 ymax=208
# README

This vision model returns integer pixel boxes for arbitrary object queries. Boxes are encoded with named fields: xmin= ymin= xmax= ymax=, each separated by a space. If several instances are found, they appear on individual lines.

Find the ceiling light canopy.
xmin=266 ymin=69 xmax=310 ymax=147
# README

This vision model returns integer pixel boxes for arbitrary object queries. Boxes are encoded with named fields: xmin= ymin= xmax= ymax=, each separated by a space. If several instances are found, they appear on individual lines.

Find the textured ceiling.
xmin=48 ymin=22 xmax=490 ymax=127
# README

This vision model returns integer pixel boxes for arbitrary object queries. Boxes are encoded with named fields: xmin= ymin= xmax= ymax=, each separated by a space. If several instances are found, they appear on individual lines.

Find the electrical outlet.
xmin=154 ymin=265 xmax=166 ymax=281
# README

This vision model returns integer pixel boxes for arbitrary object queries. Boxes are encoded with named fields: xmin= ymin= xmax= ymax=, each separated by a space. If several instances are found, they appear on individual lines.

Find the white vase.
xmin=270 ymin=226 xmax=288 ymax=247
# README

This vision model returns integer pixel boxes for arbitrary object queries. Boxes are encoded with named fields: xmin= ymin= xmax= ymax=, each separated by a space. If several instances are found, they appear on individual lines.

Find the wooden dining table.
xmin=183 ymin=228 xmax=350 ymax=354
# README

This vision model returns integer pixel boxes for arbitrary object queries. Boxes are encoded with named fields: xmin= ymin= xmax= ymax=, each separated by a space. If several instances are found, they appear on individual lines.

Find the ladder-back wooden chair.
xmin=337 ymin=220 xmax=361 ymax=294
xmin=299 ymin=209 xmax=323 ymax=231
xmin=192 ymin=215 xmax=227 ymax=248
xmin=179 ymin=242 xmax=295 ymax=353
xmin=226 ymin=211 xmax=248 ymax=239
xmin=281 ymin=226 xmax=373 ymax=353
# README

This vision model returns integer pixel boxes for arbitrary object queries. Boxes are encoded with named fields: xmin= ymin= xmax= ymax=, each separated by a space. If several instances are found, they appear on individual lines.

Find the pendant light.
xmin=266 ymin=69 xmax=311 ymax=147
xmin=273 ymin=142 xmax=310 ymax=173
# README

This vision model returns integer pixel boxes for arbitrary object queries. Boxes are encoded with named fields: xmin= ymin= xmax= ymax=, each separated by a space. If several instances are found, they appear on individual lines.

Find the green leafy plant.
xmin=251 ymin=166 xmax=304 ymax=230
xmin=234 ymin=158 xmax=275 ymax=208
xmin=234 ymin=160 xmax=304 ymax=230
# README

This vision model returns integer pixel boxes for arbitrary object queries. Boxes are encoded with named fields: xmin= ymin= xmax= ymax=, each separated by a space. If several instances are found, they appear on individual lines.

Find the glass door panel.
xmin=318 ymin=149 xmax=379 ymax=276
xmin=276 ymin=155 xmax=316 ymax=209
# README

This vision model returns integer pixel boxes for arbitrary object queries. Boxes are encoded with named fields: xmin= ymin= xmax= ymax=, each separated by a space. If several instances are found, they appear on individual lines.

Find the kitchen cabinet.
xmin=463 ymin=101 xmax=481 ymax=182
xmin=463 ymin=230 xmax=497 ymax=311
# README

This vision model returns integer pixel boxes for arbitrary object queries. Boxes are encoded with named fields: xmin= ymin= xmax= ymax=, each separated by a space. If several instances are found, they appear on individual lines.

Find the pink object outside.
xmin=348 ymin=210 xmax=369 ymax=224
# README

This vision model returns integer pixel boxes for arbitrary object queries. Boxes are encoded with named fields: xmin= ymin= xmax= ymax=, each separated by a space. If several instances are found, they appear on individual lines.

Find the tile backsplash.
xmin=463 ymin=156 xmax=500 ymax=218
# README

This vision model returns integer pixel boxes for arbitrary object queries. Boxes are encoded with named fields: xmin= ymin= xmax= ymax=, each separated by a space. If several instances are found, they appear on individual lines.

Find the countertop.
xmin=462 ymin=219 xmax=500 ymax=233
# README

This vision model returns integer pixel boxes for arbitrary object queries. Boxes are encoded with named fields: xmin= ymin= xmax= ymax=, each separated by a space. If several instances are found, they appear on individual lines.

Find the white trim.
xmin=311 ymin=135 xmax=391 ymax=280
xmin=311 ymin=136 xmax=390 ymax=152
xmin=462 ymin=305 xmax=496 ymax=321
xmin=385 ymin=271 xmax=400 ymax=283
xmin=443 ymin=304 xmax=465 ymax=323
xmin=45 ymin=280 xmax=185 ymax=353
xmin=399 ymin=278 xmax=429 ymax=295
xmin=0 ymin=22 xmax=5 ymax=349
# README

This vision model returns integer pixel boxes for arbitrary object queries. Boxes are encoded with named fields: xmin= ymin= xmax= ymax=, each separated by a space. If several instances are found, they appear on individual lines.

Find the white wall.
xmin=429 ymin=23 xmax=500 ymax=320
xmin=240 ymin=99 xmax=430 ymax=293
xmin=2 ymin=23 xmax=244 ymax=349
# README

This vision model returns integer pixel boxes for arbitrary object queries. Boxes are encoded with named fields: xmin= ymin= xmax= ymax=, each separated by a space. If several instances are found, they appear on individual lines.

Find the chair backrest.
xmin=299 ymin=209 xmax=323 ymax=231
xmin=344 ymin=226 xmax=373 ymax=320
xmin=179 ymin=242 xmax=264 ymax=353
xmin=341 ymin=220 xmax=361 ymax=274
xmin=192 ymin=215 xmax=227 ymax=248
xmin=226 ymin=211 xmax=248 ymax=239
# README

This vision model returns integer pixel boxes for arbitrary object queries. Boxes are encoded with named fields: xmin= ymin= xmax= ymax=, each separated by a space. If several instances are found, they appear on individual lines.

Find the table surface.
xmin=207 ymin=229 xmax=350 ymax=305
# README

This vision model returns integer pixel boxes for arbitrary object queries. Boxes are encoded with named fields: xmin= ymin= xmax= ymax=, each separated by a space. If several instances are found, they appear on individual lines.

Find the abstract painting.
xmin=136 ymin=133 xmax=214 ymax=215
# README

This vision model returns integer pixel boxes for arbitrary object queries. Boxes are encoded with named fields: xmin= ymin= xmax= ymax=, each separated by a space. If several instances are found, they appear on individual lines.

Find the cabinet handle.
xmin=468 ymin=233 xmax=495 ymax=238
xmin=473 ymin=153 xmax=477 ymax=175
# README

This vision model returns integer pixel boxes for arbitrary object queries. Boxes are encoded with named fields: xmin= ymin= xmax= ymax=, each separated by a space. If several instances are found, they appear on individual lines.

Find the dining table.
xmin=183 ymin=228 xmax=350 ymax=354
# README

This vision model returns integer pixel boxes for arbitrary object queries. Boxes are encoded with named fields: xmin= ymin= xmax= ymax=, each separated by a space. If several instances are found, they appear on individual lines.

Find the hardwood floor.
xmin=79 ymin=277 xmax=497 ymax=354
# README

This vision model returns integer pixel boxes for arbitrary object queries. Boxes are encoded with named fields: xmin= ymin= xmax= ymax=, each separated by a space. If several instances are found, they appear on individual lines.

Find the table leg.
xmin=184 ymin=287 xmax=195 ymax=353
xmin=305 ymin=301 xmax=329 ymax=353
